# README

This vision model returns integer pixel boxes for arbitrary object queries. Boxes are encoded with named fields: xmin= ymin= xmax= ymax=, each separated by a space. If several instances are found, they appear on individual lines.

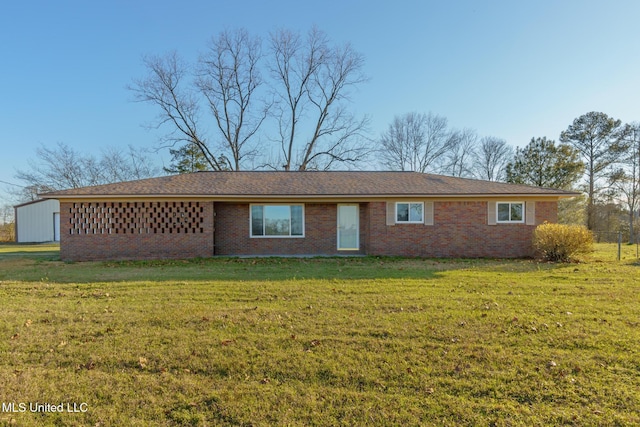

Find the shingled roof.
xmin=41 ymin=171 xmax=579 ymax=199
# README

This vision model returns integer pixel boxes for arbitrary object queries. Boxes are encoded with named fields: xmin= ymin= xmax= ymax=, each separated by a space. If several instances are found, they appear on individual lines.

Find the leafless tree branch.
xmin=474 ymin=136 xmax=513 ymax=181
xmin=196 ymin=29 xmax=269 ymax=170
xmin=378 ymin=112 xmax=454 ymax=173
xmin=269 ymin=26 xmax=369 ymax=171
xmin=128 ymin=52 xmax=224 ymax=170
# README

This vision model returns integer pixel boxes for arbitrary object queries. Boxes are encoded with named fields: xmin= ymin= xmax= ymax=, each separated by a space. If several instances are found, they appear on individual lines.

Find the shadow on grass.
xmin=6 ymin=243 xmax=618 ymax=284
xmin=0 ymin=243 xmax=60 ymax=261
xmin=0 ymin=243 xmax=570 ymax=284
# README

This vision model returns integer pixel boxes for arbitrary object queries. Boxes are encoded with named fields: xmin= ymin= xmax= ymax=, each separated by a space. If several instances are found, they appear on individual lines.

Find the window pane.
xmin=409 ymin=203 xmax=423 ymax=222
xmin=251 ymin=205 xmax=263 ymax=236
xmin=264 ymin=205 xmax=290 ymax=235
xmin=497 ymin=203 xmax=510 ymax=221
xmin=511 ymin=203 xmax=523 ymax=221
xmin=396 ymin=203 xmax=409 ymax=222
xmin=291 ymin=205 xmax=303 ymax=236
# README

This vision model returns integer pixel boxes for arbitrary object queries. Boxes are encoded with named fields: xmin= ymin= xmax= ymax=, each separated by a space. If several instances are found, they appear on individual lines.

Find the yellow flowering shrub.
xmin=532 ymin=222 xmax=594 ymax=262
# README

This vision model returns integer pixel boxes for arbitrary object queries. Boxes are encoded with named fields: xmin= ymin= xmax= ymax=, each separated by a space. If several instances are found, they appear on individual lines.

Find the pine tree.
xmin=163 ymin=143 xmax=220 ymax=174
xmin=560 ymin=112 xmax=629 ymax=230
xmin=506 ymin=137 xmax=584 ymax=189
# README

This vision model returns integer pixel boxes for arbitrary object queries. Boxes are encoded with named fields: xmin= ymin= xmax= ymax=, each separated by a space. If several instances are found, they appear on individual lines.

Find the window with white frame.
xmin=396 ymin=202 xmax=424 ymax=223
xmin=496 ymin=202 xmax=524 ymax=223
xmin=250 ymin=204 xmax=304 ymax=237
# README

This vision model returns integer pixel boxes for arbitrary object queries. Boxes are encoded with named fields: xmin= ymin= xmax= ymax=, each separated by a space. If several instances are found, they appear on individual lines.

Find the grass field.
xmin=0 ymin=243 xmax=638 ymax=426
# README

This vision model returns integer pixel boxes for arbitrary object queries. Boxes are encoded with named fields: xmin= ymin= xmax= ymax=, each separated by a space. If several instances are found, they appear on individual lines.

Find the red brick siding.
xmin=59 ymin=199 xmax=557 ymax=260
xmin=367 ymin=201 xmax=557 ymax=258
xmin=214 ymin=203 xmax=367 ymax=256
xmin=60 ymin=201 xmax=214 ymax=261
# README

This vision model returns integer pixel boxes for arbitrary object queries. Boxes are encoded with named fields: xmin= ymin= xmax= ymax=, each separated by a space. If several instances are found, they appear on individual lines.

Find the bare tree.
xmin=378 ymin=112 xmax=454 ymax=173
xmin=442 ymin=128 xmax=478 ymax=177
xmin=378 ymin=114 xmax=414 ymax=171
xmin=196 ymin=29 xmax=269 ymax=170
xmin=129 ymin=52 xmax=227 ymax=170
xmin=130 ymin=27 xmax=370 ymax=171
xmin=1 ymin=204 xmax=14 ymax=224
xmin=609 ymin=122 xmax=640 ymax=242
xmin=9 ymin=185 xmax=50 ymax=203
xmin=15 ymin=142 xmax=101 ymax=190
xmin=269 ymin=27 xmax=370 ymax=170
xmin=14 ymin=142 xmax=159 ymax=201
xmin=99 ymin=145 xmax=159 ymax=183
xmin=0 ymin=205 xmax=15 ymax=242
xmin=268 ymin=28 xmax=316 ymax=170
xmin=474 ymin=136 xmax=513 ymax=181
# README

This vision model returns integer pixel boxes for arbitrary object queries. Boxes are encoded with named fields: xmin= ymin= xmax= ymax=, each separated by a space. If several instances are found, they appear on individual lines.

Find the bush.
xmin=532 ymin=222 xmax=593 ymax=262
xmin=0 ymin=222 xmax=15 ymax=242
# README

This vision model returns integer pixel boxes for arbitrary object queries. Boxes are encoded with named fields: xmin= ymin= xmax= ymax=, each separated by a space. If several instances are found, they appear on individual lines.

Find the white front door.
xmin=337 ymin=204 xmax=359 ymax=250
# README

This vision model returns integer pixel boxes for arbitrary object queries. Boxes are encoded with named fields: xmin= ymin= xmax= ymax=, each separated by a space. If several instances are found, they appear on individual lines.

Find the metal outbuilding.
xmin=14 ymin=199 xmax=60 ymax=243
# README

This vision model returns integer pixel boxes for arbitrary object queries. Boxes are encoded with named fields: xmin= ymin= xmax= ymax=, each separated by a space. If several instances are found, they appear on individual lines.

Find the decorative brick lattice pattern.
xmin=68 ymin=202 xmax=205 ymax=235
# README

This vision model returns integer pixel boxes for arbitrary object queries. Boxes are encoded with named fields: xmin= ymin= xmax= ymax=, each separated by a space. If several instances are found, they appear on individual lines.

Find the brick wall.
xmin=367 ymin=201 xmax=557 ymax=258
xmin=60 ymin=201 xmax=214 ymax=261
xmin=214 ymin=202 xmax=367 ymax=256
xmin=59 ymin=199 xmax=557 ymax=260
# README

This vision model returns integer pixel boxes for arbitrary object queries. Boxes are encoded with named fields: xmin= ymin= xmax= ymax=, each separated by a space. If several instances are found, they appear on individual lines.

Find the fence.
xmin=592 ymin=230 xmax=640 ymax=260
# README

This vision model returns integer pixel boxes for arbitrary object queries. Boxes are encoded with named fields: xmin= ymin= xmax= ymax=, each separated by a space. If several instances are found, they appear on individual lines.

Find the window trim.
xmin=496 ymin=201 xmax=525 ymax=224
xmin=395 ymin=202 xmax=425 ymax=224
xmin=249 ymin=204 xmax=305 ymax=238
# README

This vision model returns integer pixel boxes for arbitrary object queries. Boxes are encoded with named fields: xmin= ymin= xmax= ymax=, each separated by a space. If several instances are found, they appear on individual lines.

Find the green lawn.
xmin=0 ymin=244 xmax=638 ymax=426
xmin=0 ymin=242 xmax=60 ymax=257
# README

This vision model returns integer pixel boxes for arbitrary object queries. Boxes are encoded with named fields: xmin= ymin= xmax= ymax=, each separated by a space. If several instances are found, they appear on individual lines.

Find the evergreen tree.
xmin=163 ymin=143 xmax=219 ymax=174
xmin=560 ymin=112 xmax=629 ymax=230
xmin=506 ymin=137 xmax=584 ymax=189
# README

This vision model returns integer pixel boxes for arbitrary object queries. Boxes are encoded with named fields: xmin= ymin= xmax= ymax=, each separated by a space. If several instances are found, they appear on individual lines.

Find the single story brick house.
xmin=41 ymin=171 xmax=578 ymax=261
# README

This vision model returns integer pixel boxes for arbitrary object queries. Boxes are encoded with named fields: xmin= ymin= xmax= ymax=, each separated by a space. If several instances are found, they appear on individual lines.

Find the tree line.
xmin=8 ymin=27 xmax=640 ymax=240
xmin=377 ymin=111 xmax=514 ymax=181
xmin=379 ymin=110 xmax=639 ymax=238
xmin=13 ymin=143 xmax=158 ymax=202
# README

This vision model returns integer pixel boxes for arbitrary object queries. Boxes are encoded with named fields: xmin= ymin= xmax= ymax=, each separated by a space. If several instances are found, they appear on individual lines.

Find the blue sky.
xmin=2 ymin=0 xmax=640 ymax=207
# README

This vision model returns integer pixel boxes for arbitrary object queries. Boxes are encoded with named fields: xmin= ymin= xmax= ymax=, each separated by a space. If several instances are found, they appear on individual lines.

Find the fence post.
xmin=618 ymin=231 xmax=622 ymax=261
